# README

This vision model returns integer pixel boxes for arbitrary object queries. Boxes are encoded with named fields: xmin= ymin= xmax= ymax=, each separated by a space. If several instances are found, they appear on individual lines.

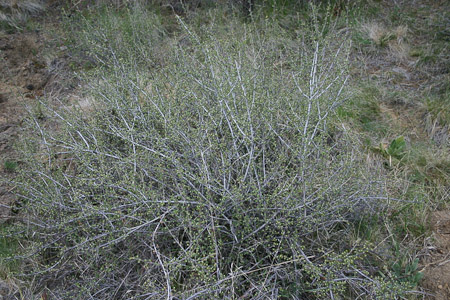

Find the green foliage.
xmin=386 ymin=136 xmax=406 ymax=159
xmin=64 ymin=3 xmax=167 ymax=72
xmin=0 ymin=226 xmax=19 ymax=278
xmin=3 ymin=160 xmax=18 ymax=173
xmin=426 ymin=92 xmax=450 ymax=127
xmin=392 ymin=256 xmax=424 ymax=288
xmin=352 ymin=31 xmax=372 ymax=46
xmin=372 ymin=136 xmax=407 ymax=165
xmin=337 ymin=85 xmax=390 ymax=134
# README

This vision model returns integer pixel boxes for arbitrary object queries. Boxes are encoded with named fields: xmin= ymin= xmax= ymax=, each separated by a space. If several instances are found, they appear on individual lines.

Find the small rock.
xmin=438 ymin=285 xmax=443 ymax=289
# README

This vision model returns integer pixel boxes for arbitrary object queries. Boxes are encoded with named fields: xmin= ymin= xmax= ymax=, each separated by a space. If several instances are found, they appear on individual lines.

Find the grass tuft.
xmin=0 ymin=0 xmax=43 ymax=31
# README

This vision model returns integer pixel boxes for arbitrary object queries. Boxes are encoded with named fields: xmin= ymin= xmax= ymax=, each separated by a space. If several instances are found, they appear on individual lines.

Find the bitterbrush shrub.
xmin=11 ymin=5 xmax=414 ymax=299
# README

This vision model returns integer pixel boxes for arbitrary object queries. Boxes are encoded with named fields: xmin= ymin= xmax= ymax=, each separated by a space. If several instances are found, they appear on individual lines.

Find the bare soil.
xmin=421 ymin=210 xmax=450 ymax=300
xmin=0 ymin=29 xmax=49 ymax=223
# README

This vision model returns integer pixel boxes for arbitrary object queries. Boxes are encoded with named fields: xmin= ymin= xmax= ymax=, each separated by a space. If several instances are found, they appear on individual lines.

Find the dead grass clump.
xmin=362 ymin=22 xmax=389 ymax=46
xmin=361 ymin=22 xmax=410 ymax=61
xmin=0 ymin=0 xmax=43 ymax=30
xmin=389 ymin=25 xmax=410 ymax=61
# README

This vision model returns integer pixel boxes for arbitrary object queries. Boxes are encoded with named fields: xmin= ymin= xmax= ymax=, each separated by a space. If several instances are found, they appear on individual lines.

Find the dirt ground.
xmin=421 ymin=210 xmax=450 ymax=300
xmin=0 ymin=29 xmax=49 ymax=223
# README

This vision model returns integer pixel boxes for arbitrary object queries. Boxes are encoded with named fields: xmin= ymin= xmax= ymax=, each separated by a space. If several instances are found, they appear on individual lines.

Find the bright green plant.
xmin=373 ymin=136 xmax=407 ymax=165
xmin=392 ymin=257 xmax=424 ymax=288
xmin=386 ymin=136 xmax=407 ymax=159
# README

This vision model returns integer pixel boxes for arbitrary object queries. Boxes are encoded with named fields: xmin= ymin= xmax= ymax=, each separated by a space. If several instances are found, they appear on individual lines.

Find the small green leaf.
xmin=387 ymin=136 xmax=406 ymax=159
xmin=411 ymin=258 xmax=419 ymax=270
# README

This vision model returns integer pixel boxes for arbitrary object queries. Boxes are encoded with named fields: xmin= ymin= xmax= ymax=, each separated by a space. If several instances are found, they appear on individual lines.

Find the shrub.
xmin=12 ymin=5 xmax=411 ymax=299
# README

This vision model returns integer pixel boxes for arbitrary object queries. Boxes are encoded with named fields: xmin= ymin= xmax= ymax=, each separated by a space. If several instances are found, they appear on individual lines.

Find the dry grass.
xmin=362 ymin=21 xmax=390 ymax=46
xmin=0 ymin=0 xmax=43 ymax=30
xmin=361 ymin=22 xmax=410 ymax=61
xmin=389 ymin=25 xmax=410 ymax=61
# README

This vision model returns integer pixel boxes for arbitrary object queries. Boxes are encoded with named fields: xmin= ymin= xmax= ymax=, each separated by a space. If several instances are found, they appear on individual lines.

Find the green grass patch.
xmin=426 ymin=93 xmax=450 ymax=126
xmin=3 ymin=160 xmax=18 ymax=173
xmin=338 ymin=85 xmax=392 ymax=135
xmin=0 ymin=226 xmax=20 ymax=278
